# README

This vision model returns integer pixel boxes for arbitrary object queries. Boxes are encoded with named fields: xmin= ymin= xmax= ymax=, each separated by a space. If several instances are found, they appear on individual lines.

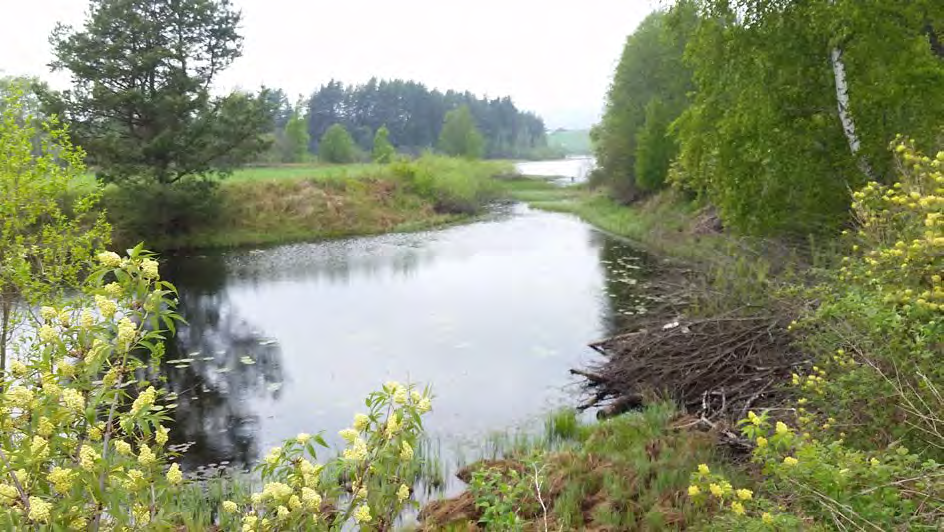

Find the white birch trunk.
xmin=830 ymin=45 xmax=875 ymax=181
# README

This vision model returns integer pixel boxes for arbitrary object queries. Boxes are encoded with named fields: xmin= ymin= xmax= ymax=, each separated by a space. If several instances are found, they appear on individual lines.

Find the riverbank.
xmin=437 ymin=159 xmax=944 ymax=530
xmin=108 ymin=156 xmax=512 ymax=250
xmin=419 ymin=404 xmax=737 ymax=530
xmin=418 ymin=181 xmax=765 ymax=530
xmin=501 ymin=177 xmax=725 ymax=261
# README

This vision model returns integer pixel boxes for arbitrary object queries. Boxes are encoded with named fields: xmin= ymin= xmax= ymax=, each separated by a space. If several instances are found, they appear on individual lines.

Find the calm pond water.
xmin=516 ymin=156 xmax=595 ymax=184
xmin=162 ymin=158 xmax=649 ymax=487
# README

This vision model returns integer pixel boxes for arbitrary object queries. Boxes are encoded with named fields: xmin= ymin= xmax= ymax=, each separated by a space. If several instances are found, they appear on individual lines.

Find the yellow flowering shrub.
xmin=0 ymin=246 xmax=435 ymax=530
xmin=0 ymin=247 xmax=183 ymax=528
xmin=732 ymin=410 xmax=943 ymax=529
xmin=221 ymin=381 xmax=433 ymax=531
xmin=789 ymin=139 xmax=944 ymax=455
xmin=843 ymin=137 xmax=944 ymax=312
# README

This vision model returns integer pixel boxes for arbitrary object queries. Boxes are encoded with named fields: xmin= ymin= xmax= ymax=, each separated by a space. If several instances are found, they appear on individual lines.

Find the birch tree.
xmin=674 ymin=0 xmax=944 ymax=234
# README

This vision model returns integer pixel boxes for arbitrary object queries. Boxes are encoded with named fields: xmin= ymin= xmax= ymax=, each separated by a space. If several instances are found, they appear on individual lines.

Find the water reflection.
xmin=163 ymin=255 xmax=285 ymax=469
xmin=161 ymin=202 xmax=651 ymax=483
xmin=516 ymin=156 xmax=595 ymax=184
xmin=596 ymin=236 xmax=657 ymax=336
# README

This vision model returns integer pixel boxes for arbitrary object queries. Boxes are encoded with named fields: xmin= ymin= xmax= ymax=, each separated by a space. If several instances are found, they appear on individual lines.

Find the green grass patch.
xmin=510 ymin=183 xmax=730 ymax=264
xmin=497 ymin=176 xmax=580 ymax=204
xmin=227 ymin=162 xmax=386 ymax=182
xmin=421 ymin=403 xmax=742 ymax=530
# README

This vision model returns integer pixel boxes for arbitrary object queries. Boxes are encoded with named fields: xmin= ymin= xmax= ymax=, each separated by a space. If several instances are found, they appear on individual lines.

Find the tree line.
xmin=593 ymin=0 xmax=944 ymax=235
xmin=0 ymin=0 xmax=557 ymax=241
xmin=260 ymin=79 xmax=550 ymax=163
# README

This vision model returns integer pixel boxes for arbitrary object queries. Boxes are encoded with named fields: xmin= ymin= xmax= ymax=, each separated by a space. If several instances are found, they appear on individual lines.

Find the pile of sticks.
xmin=574 ymin=311 xmax=805 ymax=422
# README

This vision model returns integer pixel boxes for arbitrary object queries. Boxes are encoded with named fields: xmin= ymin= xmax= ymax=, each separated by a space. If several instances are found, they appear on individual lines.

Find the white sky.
xmin=0 ymin=0 xmax=659 ymax=129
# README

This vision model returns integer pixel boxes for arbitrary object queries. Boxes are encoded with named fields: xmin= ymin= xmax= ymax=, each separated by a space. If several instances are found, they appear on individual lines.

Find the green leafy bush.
xmin=468 ymin=464 xmax=539 ymax=530
xmin=689 ymin=410 xmax=943 ymax=529
xmin=0 ymin=248 xmax=434 ymax=528
xmin=104 ymin=178 xmax=222 ymax=244
xmin=390 ymin=155 xmax=506 ymax=214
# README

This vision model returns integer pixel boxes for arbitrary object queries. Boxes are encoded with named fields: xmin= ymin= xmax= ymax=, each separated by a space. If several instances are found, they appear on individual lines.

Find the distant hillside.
xmin=547 ymin=128 xmax=592 ymax=155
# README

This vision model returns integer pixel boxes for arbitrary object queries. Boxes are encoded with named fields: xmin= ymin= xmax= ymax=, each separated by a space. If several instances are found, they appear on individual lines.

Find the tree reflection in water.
xmin=162 ymin=252 xmax=284 ymax=471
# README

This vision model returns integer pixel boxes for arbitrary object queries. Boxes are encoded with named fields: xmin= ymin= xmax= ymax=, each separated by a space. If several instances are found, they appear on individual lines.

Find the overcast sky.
xmin=0 ymin=0 xmax=658 ymax=129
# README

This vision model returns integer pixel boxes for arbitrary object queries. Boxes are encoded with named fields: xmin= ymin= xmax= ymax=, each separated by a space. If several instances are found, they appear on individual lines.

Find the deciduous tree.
xmin=438 ymin=106 xmax=484 ymax=159
xmin=319 ymin=124 xmax=357 ymax=164
xmin=0 ymin=90 xmax=111 ymax=374
xmin=372 ymin=125 xmax=395 ymax=163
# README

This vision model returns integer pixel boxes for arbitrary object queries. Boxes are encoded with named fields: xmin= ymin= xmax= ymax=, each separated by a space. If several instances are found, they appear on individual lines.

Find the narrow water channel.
xmin=162 ymin=159 xmax=653 ymax=488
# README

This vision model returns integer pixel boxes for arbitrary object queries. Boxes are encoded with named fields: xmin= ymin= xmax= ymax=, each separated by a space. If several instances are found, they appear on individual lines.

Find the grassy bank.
xmin=421 ymin=404 xmax=740 ymax=530
xmin=502 ymin=177 xmax=727 ymax=262
xmin=228 ymin=162 xmax=385 ymax=182
xmin=107 ymin=156 xmax=513 ymax=250
xmin=487 ymin=152 xmax=944 ymax=530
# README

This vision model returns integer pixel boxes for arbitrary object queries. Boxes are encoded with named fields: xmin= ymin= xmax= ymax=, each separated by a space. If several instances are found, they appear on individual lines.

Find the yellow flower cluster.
xmin=103 ymin=282 xmax=122 ymax=299
xmin=156 ymin=425 xmax=169 ymax=446
xmin=339 ymin=428 xmax=359 ymax=444
xmin=94 ymin=295 xmax=117 ymax=319
xmin=133 ymin=504 xmax=150 ymax=525
xmin=689 ymin=464 xmax=771 ymax=522
xmin=9 ymin=360 xmax=27 ymax=378
xmin=137 ymin=445 xmax=156 ymax=466
xmin=28 ymin=496 xmax=51 ymax=523
xmin=6 ymin=386 xmax=34 ymax=409
xmin=397 ymin=483 xmax=410 ymax=503
xmin=30 ymin=435 xmax=49 ymax=461
xmin=261 ymin=482 xmax=293 ymax=502
xmin=116 ymin=317 xmax=137 ymax=351
xmin=40 ymin=306 xmax=58 ymax=322
xmin=0 ymin=484 xmax=18 ymax=502
xmin=353 ymin=504 xmax=372 ymax=523
xmin=166 ymin=463 xmax=183 ymax=485
xmin=843 ymin=140 xmax=944 ymax=313
xmin=264 ymin=447 xmax=282 ymax=465
xmin=140 ymin=258 xmax=160 ymax=280
xmin=342 ymin=438 xmax=369 ymax=462
xmin=400 ymin=441 xmax=414 ymax=461
xmin=48 ymin=467 xmax=75 ymax=493
xmin=79 ymin=445 xmax=99 ymax=472
xmin=97 ymin=251 xmax=122 ymax=268
xmin=130 ymin=386 xmax=157 ymax=415
xmin=301 ymin=487 xmax=322 ymax=509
